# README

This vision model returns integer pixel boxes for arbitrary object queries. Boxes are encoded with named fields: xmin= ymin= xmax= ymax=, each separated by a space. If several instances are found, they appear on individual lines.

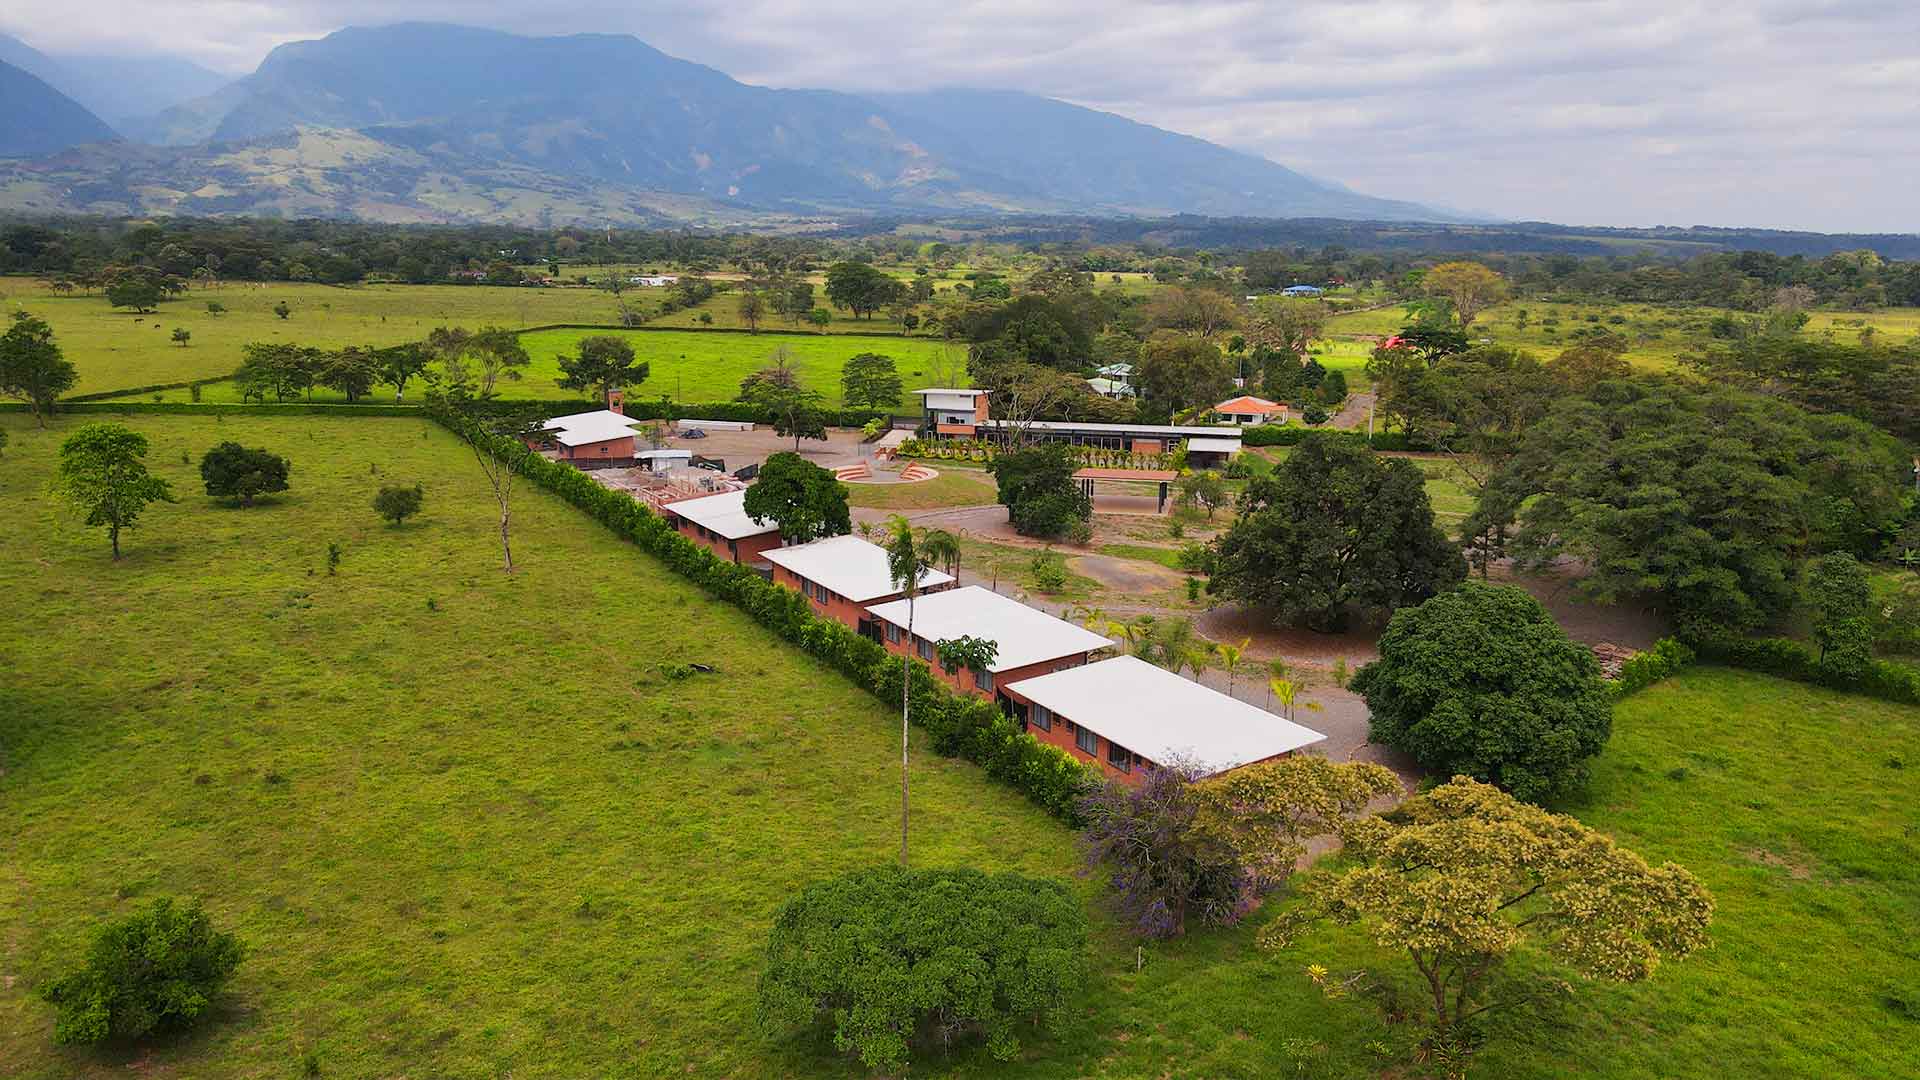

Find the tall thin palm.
xmin=922 ymin=528 xmax=961 ymax=585
xmin=883 ymin=514 xmax=929 ymax=867
xmin=1216 ymin=637 xmax=1251 ymax=695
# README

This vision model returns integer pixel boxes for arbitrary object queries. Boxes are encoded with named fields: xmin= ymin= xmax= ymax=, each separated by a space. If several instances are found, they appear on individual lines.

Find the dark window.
xmin=973 ymin=668 xmax=993 ymax=691
xmin=1075 ymin=726 xmax=1097 ymax=755
xmin=1107 ymin=742 xmax=1132 ymax=772
xmin=1031 ymin=705 xmax=1052 ymax=732
xmin=886 ymin=623 xmax=902 ymax=644
xmin=916 ymin=638 xmax=934 ymax=661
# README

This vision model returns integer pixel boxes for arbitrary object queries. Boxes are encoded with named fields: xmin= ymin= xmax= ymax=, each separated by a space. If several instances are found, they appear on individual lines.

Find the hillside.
xmin=0 ymin=59 xmax=117 ymax=158
xmin=21 ymin=22 xmax=1456 ymax=225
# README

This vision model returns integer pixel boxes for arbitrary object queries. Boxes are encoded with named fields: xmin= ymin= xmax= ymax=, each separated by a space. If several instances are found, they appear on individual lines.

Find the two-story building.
xmin=913 ymin=388 xmax=991 ymax=438
xmin=659 ymin=488 xmax=782 ymax=565
xmin=1002 ymin=655 xmax=1327 ymax=785
xmin=763 ymin=534 xmax=955 ymax=636
xmin=863 ymin=586 xmax=1113 ymax=701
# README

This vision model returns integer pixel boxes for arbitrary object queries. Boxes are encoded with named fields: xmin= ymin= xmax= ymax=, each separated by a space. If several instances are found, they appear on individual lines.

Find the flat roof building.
xmin=537 ymin=393 xmax=649 ymax=469
xmin=1003 ymin=655 xmax=1327 ymax=785
xmin=913 ymin=388 xmax=992 ymax=437
xmin=764 ymin=535 xmax=955 ymax=635
xmin=865 ymin=585 xmax=1113 ymax=700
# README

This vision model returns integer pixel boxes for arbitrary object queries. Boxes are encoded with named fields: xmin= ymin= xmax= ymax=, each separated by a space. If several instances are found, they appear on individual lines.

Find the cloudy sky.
xmin=6 ymin=0 xmax=1916 ymax=232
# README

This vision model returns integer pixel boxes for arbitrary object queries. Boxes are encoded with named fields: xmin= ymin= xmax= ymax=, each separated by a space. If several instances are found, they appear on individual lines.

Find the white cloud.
xmin=2 ymin=0 xmax=1913 ymax=230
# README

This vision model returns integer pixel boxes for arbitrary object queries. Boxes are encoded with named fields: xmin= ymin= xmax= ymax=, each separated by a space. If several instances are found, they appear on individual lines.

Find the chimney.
xmin=607 ymin=388 xmax=624 ymax=415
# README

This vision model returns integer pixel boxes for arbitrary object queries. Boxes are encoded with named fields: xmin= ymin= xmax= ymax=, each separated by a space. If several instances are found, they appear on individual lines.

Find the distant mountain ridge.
xmin=0 ymin=59 xmax=118 ymax=158
xmin=3 ymin=22 xmax=1464 ymax=226
xmin=0 ymin=32 xmax=228 ymax=127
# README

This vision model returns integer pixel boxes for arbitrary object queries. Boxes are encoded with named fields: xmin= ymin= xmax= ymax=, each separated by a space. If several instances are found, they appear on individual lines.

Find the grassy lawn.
xmin=5 ymin=410 xmax=1916 ymax=1080
xmin=1 ymin=279 xmax=632 ymax=397
xmin=844 ymin=470 xmax=998 ymax=511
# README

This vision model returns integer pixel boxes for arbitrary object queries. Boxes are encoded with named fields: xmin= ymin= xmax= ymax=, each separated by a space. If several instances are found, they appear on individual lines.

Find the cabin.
xmin=536 ymin=390 xmax=644 ymax=469
xmin=1087 ymin=377 xmax=1135 ymax=399
xmin=659 ymin=488 xmax=781 ymax=565
xmin=913 ymin=388 xmax=992 ymax=437
xmin=1212 ymin=395 xmax=1288 ymax=426
xmin=1281 ymin=284 xmax=1325 ymax=297
xmin=627 ymin=274 xmax=679 ymax=287
xmin=763 ymin=534 xmax=955 ymax=635
xmin=1002 ymin=655 xmax=1327 ymax=785
xmin=864 ymin=586 xmax=1113 ymax=701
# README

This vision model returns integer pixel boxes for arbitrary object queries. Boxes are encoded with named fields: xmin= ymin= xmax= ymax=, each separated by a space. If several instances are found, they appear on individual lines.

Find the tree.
xmin=555 ymin=334 xmax=647 ymax=401
xmin=1548 ymin=338 xmax=1632 ymax=392
xmin=840 ymin=352 xmax=903 ymax=409
xmin=1211 ymin=434 xmax=1465 ymax=632
xmin=737 ymin=289 xmax=766 ymax=333
xmin=0 ymin=312 xmax=77 ymax=426
xmin=807 ymin=307 xmax=831 ymax=329
xmin=1177 ymin=470 xmax=1228 ymax=519
xmin=377 ymin=342 xmax=430 ymax=402
xmin=319 ymin=347 xmax=379 ymax=403
xmin=920 ymin=527 xmax=961 ymax=584
xmin=199 ymin=442 xmax=292 ymax=507
xmin=824 ymin=261 xmax=902 ymax=320
xmin=272 ymin=301 xmax=290 ymax=320
xmin=51 ymin=423 xmax=175 ymax=558
xmin=38 ymin=898 xmax=244 ymax=1046
xmin=1423 ymin=261 xmax=1508 ymax=330
xmin=989 ymin=443 xmax=1090 ymax=539
xmin=373 ymin=483 xmax=425 ymax=526
xmin=883 ymin=514 xmax=933 ymax=866
xmin=104 ymin=278 xmax=162 ymax=312
xmin=756 ymin=865 xmax=1087 ymax=1070
xmin=1804 ymin=552 xmax=1874 ymax=679
xmin=430 ymin=393 xmax=544 ymax=572
xmin=1144 ymin=285 xmax=1241 ymax=338
xmin=205 ymin=301 xmax=225 ymax=316
xmin=1352 ymin=583 xmax=1612 ymax=802
xmin=934 ymin=634 xmax=999 ymax=678
xmin=1262 ymin=778 xmax=1713 ymax=1055
xmin=1247 ymin=296 xmax=1329 ymax=356
xmin=432 ymin=325 xmax=534 ymax=399
xmin=1079 ymin=756 xmax=1397 ymax=939
xmin=743 ymin=452 xmax=851 ymax=543
xmin=170 ymin=327 xmax=190 ymax=347
xmin=1138 ymin=333 xmax=1233 ymax=416
xmin=740 ymin=366 xmax=828 ymax=451
xmin=234 ymin=342 xmax=317 ymax=403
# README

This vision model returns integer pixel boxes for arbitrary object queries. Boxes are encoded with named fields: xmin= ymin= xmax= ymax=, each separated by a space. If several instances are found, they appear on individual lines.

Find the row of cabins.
xmin=659 ymin=486 xmax=1326 ymax=785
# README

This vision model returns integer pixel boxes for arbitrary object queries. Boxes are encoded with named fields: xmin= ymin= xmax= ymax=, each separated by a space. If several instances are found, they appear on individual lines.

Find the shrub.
xmin=1612 ymin=637 xmax=1695 ymax=697
xmin=757 ymin=865 xmax=1087 ymax=1070
xmin=1030 ymin=550 xmax=1069 ymax=594
xmin=39 ymin=898 xmax=244 ymax=1045
xmin=199 ymin=441 xmax=290 ymax=506
xmin=372 ymin=483 xmax=425 ymax=525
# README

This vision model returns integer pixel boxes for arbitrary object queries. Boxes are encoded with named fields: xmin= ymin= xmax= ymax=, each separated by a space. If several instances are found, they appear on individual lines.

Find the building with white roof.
xmin=659 ymin=488 xmax=781 ymax=564
xmin=1003 ymin=655 xmax=1326 ymax=784
xmin=864 ymin=585 xmax=1114 ymax=699
xmin=913 ymin=388 xmax=991 ymax=436
xmin=535 ymin=390 xmax=650 ymax=469
xmin=764 ymin=534 xmax=955 ymax=634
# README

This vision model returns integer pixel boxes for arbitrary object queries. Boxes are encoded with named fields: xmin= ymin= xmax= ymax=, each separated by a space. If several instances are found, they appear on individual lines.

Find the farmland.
xmin=3 ymin=409 xmax=1916 ymax=1078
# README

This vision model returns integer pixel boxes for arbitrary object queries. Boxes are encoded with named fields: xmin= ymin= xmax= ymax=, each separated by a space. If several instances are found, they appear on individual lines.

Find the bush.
xmin=372 ymin=483 xmax=425 ymax=525
xmin=39 ymin=898 xmax=244 ymax=1046
xmin=757 ymin=865 xmax=1087 ymax=1070
xmin=1612 ymin=637 xmax=1695 ymax=697
xmin=1030 ymin=550 xmax=1069 ymax=593
xmin=1302 ymin=403 xmax=1328 ymax=425
xmin=199 ymin=441 xmax=291 ymax=506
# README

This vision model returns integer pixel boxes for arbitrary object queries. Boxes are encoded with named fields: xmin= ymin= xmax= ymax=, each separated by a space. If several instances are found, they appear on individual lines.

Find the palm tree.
xmin=1184 ymin=642 xmax=1215 ymax=683
xmin=1216 ymin=637 xmax=1251 ymax=695
xmin=921 ymin=527 xmax=961 ymax=585
xmin=883 ymin=514 xmax=931 ymax=867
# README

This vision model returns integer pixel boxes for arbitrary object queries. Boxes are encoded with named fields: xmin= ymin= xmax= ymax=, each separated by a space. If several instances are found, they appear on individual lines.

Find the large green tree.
xmin=51 ymin=423 xmax=176 ymax=558
xmin=199 ymin=442 xmax=292 ymax=507
xmin=1138 ymin=333 xmax=1233 ymax=416
xmin=989 ymin=443 xmax=1091 ymax=539
xmin=39 ymin=898 xmax=245 ymax=1046
xmin=1464 ymin=379 xmax=1909 ymax=633
xmin=1210 ymin=433 xmax=1464 ymax=631
xmin=839 ymin=352 xmax=904 ymax=409
xmin=1352 ymin=583 xmax=1612 ymax=802
xmin=0 ymin=312 xmax=77 ymax=426
xmin=743 ymin=452 xmax=850 ymax=544
xmin=556 ymin=335 xmax=648 ymax=401
xmin=823 ymin=261 xmax=903 ymax=320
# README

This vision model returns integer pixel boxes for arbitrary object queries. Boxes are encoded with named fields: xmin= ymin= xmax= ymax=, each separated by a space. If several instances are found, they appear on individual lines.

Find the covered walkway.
xmin=1074 ymin=467 xmax=1178 ymax=515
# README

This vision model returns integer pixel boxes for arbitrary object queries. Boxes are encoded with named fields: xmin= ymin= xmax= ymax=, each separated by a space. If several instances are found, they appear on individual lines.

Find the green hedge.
xmin=431 ymin=409 xmax=1105 ymax=823
xmin=0 ymin=400 xmax=424 ymax=418
xmin=8 ymin=398 xmax=892 ymax=428
xmin=66 ymin=376 xmax=230 ymax=403
xmin=1685 ymin=632 xmax=1920 ymax=705
xmin=1610 ymin=637 xmax=1694 ymax=697
xmin=1238 ymin=425 xmax=1431 ymax=452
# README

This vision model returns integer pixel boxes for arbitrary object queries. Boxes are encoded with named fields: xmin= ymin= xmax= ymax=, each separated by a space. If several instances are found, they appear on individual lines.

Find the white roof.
xmin=980 ymin=419 xmax=1241 ymax=438
xmin=634 ymin=449 xmax=692 ymax=462
xmin=544 ymin=408 xmax=646 ymax=447
xmin=1186 ymin=437 xmax=1242 ymax=453
xmin=1087 ymin=378 xmax=1135 ymax=396
xmin=764 ymin=535 xmax=954 ymax=603
xmin=661 ymin=489 xmax=776 ymax=540
xmin=865 ymin=586 xmax=1113 ymax=672
xmin=914 ymin=388 xmax=986 ymax=398
xmin=1006 ymin=655 xmax=1326 ymax=774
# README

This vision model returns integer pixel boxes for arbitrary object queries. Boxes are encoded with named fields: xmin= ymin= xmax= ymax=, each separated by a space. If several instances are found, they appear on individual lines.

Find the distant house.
xmin=1002 ymin=655 xmax=1327 ymax=785
xmin=659 ymin=488 xmax=781 ymax=565
xmin=1086 ymin=377 xmax=1135 ymax=399
xmin=536 ymin=390 xmax=645 ymax=469
xmin=1281 ymin=284 xmax=1325 ymax=297
xmin=765 ymin=534 xmax=955 ymax=636
xmin=628 ymin=274 xmax=679 ymax=287
xmin=1212 ymin=395 xmax=1288 ymax=426
xmin=1094 ymin=363 xmax=1135 ymax=381
xmin=864 ymin=586 xmax=1113 ymax=701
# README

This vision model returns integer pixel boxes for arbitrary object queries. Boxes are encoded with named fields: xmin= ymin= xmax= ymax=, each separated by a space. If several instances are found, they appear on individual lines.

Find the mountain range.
xmin=0 ymin=32 xmax=226 ymax=126
xmin=0 ymin=23 xmax=1461 ymax=226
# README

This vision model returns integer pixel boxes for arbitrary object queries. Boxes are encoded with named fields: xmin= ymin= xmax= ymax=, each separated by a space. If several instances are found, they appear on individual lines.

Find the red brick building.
xmin=659 ymin=489 xmax=782 ymax=565
xmin=864 ymin=586 xmax=1113 ymax=701
xmin=537 ymin=389 xmax=645 ymax=469
xmin=1002 ymin=655 xmax=1326 ymax=786
xmin=763 ymin=534 xmax=956 ymax=636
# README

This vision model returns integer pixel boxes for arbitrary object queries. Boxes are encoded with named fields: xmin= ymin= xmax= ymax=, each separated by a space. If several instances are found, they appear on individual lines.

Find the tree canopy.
xmin=555 ymin=335 xmax=647 ymax=401
xmin=38 ymin=898 xmax=244 ymax=1046
xmin=840 ymin=352 xmax=903 ymax=409
xmin=0 ymin=311 xmax=77 ymax=426
xmin=1138 ymin=333 xmax=1233 ymax=416
xmin=823 ymin=261 xmax=905 ymax=320
xmin=52 ymin=423 xmax=176 ymax=559
xmin=743 ymin=452 xmax=851 ymax=544
xmin=989 ymin=443 xmax=1090 ymax=540
xmin=1210 ymin=434 xmax=1464 ymax=631
xmin=199 ymin=442 xmax=292 ymax=507
xmin=1352 ymin=583 xmax=1613 ymax=802
xmin=1423 ymin=261 xmax=1508 ymax=329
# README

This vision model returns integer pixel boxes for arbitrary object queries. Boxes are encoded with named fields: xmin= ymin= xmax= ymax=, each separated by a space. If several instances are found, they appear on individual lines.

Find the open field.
xmin=842 ymin=469 xmax=999 ymax=511
xmin=4 ymin=410 xmax=1916 ymax=1079
xmin=0 ymin=279 xmax=633 ymax=397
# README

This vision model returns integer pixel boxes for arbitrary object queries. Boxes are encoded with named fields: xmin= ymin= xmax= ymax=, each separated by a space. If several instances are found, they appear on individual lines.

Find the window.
xmin=1075 ymin=725 xmax=1097 ymax=755
xmin=1031 ymin=705 xmax=1052 ymax=732
xmin=972 ymin=668 xmax=993 ymax=691
xmin=916 ymin=638 xmax=934 ymax=660
xmin=1107 ymin=742 xmax=1132 ymax=773
xmin=886 ymin=623 xmax=901 ymax=644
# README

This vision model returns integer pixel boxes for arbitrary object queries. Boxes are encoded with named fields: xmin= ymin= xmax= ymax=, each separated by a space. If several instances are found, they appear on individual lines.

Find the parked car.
xmin=680 ymin=428 xmax=708 ymax=439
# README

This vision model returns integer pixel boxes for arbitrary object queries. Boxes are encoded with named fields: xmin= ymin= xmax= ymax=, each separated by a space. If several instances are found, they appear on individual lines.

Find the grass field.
xmin=3 ymin=411 xmax=1915 ymax=1079
xmin=0 ymin=280 xmax=633 ymax=397
xmin=843 ymin=469 xmax=998 ymax=511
